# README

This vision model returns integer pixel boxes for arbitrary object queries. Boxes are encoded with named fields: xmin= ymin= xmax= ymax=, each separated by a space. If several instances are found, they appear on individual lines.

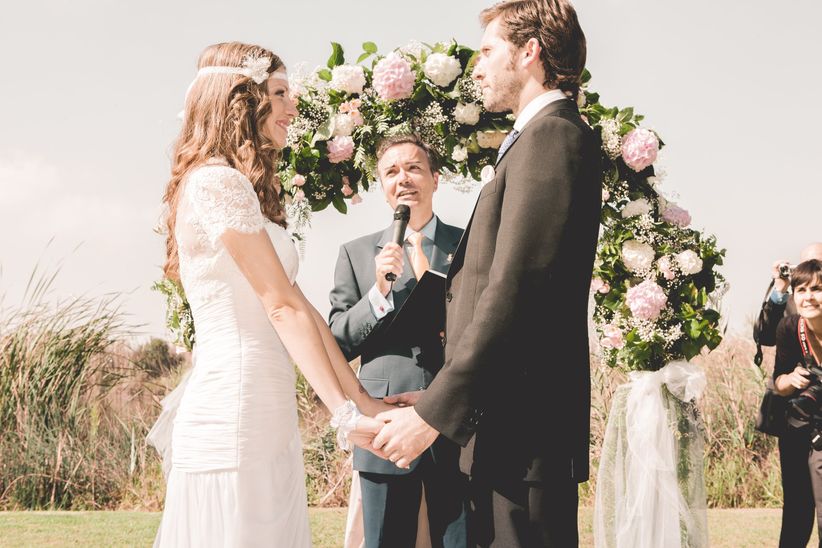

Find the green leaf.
xmin=317 ymin=69 xmax=332 ymax=82
xmin=332 ymin=194 xmax=348 ymax=214
xmin=311 ymin=119 xmax=333 ymax=146
xmin=357 ymin=52 xmax=371 ymax=64
xmin=327 ymin=42 xmax=345 ymax=69
xmin=363 ymin=41 xmax=377 ymax=54
xmin=682 ymin=339 xmax=701 ymax=360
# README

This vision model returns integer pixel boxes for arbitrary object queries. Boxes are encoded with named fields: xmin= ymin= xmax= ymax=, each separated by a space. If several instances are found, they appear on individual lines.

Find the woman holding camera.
xmin=773 ymin=258 xmax=822 ymax=547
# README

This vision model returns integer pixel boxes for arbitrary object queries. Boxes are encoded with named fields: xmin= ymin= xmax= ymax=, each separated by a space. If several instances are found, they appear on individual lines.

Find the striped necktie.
xmin=497 ymin=129 xmax=520 ymax=162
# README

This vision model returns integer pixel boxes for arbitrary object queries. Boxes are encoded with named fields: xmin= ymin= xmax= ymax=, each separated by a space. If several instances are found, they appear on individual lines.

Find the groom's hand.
xmin=382 ymin=389 xmax=424 ymax=407
xmin=372 ymin=406 xmax=438 ymax=469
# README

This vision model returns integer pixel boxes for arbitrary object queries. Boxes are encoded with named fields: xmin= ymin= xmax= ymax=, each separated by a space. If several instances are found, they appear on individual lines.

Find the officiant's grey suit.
xmin=329 ymin=218 xmax=466 ymax=548
xmin=415 ymin=98 xmax=602 ymax=547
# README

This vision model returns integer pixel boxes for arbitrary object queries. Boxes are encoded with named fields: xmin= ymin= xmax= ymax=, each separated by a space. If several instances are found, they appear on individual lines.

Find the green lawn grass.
xmin=0 ymin=507 xmax=816 ymax=547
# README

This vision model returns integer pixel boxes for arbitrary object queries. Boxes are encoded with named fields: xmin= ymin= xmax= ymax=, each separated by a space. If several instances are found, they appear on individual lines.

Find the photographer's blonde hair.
xmin=162 ymin=42 xmax=287 ymax=282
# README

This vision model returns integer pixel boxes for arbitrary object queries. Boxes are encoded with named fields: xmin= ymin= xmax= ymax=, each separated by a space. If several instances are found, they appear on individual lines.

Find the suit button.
xmin=446 ymin=292 xmax=453 ymax=302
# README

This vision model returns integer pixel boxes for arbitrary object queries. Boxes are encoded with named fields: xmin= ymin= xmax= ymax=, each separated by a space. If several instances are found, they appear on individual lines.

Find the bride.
xmin=151 ymin=42 xmax=387 ymax=547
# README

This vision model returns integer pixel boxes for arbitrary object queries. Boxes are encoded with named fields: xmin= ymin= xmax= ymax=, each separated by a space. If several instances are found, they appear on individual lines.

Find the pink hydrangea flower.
xmin=291 ymin=174 xmax=306 ymax=187
xmin=626 ymin=280 xmax=668 ymax=320
xmin=327 ymin=136 xmax=354 ymax=163
xmin=372 ymin=52 xmax=416 ymax=100
xmin=600 ymin=323 xmax=625 ymax=349
xmin=661 ymin=203 xmax=691 ymax=228
xmin=621 ymin=128 xmax=659 ymax=172
xmin=351 ymin=194 xmax=363 ymax=205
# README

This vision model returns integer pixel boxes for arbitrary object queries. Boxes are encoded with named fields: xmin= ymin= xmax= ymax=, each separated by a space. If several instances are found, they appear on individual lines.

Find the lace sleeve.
xmin=187 ymin=166 xmax=266 ymax=246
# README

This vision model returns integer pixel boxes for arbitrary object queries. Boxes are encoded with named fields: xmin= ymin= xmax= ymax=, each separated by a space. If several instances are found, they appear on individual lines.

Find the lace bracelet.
xmin=330 ymin=400 xmax=363 ymax=451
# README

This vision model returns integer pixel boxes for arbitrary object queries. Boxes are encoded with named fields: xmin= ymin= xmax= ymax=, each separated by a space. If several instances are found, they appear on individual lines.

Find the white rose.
xmin=477 ymin=130 xmax=506 ymax=149
xmin=621 ymin=240 xmax=655 ymax=273
xmin=332 ymin=113 xmax=356 ymax=137
xmin=423 ymin=53 xmax=462 ymax=87
xmin=451 ymin=144 xmax=468 ymax=162
xmin=675 ymin=249 xmax=704 ymax=275
xmin=621 ymin=198 xmax=652 ymax=218
xmin=454 ymin=102 xmax=481 ymax=126
xmin=329 ymin=65 xmax=366 ymax=95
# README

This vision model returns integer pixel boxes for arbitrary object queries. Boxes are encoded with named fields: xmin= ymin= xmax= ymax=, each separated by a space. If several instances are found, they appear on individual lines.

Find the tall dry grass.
xmin=0 ymin=270 xmax=788 ymax=510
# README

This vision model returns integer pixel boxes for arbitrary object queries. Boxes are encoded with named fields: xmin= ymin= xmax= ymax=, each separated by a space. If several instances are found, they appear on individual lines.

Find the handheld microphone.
xmin=385 ymin=204 xmax=411 ymax=281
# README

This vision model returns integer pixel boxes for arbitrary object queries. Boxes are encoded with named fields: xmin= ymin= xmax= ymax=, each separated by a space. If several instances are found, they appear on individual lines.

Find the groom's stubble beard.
xmin=481 ymin=51 xmax=523 ymax=114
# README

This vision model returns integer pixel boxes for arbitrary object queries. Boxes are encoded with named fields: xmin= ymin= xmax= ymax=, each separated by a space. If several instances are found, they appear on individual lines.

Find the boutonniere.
xmin=446 ymin=253 xmax=454 ymax=263
xmin=480 ymin=165 xmax=495 ymax=185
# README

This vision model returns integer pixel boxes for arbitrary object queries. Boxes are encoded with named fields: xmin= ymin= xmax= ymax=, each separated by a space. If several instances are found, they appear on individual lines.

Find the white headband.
xmin=179 ymin=55 xmax=288 ymax=118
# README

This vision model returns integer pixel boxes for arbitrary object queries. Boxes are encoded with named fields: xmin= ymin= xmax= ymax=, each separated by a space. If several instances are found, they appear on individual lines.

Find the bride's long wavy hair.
xmin=162 ymin=42 xmax=287 ymax=281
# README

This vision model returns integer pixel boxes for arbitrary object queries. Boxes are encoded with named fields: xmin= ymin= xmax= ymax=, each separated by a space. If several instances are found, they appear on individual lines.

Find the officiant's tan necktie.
xmin=407 ymin=232 xmax=430 ymax=280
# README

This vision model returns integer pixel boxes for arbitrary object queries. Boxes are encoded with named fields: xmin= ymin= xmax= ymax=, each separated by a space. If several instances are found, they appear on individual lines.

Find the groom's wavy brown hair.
xmin=480 ymin=0 xmax=587 ymax=99
xmin=162 ymin=42 xmax=287 ymax=282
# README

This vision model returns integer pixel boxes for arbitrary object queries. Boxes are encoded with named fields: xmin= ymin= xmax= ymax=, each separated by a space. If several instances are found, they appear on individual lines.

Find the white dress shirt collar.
xmin=405 ymin=215 xmax=437 ymax=242
xmin=513 ymin=89 xmax=569 ymax=132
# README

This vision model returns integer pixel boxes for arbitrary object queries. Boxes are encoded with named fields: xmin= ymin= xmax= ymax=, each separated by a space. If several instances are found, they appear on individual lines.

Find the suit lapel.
xmin=447 ymin=202 xmax=477 ymax=280
xmin=495 ymin=98 xmax=576 ymax=167
xmin=430 ymin=221 xmax=461 ymax=274
xmin=494 ymin=129 xmax=523 ymax=167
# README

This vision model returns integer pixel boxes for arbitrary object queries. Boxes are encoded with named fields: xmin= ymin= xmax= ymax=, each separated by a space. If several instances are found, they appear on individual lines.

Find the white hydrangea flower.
xmin=675 ymin=249 xmax=704 ymax=275
xmin=454 ymin=102 xmax=481 ymax=126
xmin=330 ymin=65 xmax=366 ymax=95
xmin=600 ymin=118 xmax=622 ymax=159
xmin=400 ymin=40 xmax=425 ymax=59
xmin=621 ymin=240 xmax=656 ymax=273
xmin=332 ymin=113 xmax=356 ymax=137
xmin=620 ymin=198 xmax=652 ymax=218
xmin=476 ymin=131 xmax=506 ymax=149
xmin=423 ymin=53 xmax=462 ymax=87
xmin=451 ymin=144 xmax=468 ymax=162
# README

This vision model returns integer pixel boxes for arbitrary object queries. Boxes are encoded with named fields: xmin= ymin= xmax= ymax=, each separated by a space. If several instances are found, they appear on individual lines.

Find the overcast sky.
xmin=1 ymin=0 xmax=820 ymax=343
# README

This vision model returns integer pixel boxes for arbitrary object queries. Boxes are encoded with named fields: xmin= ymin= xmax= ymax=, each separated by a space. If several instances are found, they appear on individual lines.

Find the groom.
xmin=371 ymin=1 xmax=601 ymax=545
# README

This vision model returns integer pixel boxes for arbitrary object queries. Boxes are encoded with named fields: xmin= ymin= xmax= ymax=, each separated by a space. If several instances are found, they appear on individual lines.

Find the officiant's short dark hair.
xmin=480 ymin=0 xmax=587 ymax=98
xmin=375 ymin=134 xmax=441 ymax=174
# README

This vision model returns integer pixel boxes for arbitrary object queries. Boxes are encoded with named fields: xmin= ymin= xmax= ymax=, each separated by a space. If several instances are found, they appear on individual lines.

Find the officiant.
xmin=328 ymin=134 xmax=467 ymax=548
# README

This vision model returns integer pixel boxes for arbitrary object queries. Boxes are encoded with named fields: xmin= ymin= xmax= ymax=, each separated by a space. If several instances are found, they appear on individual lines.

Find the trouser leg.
xmin=779 ymin=435 xmax=814 ymax=548
xmin=420 ymin=452 xmax=469 ymax=548
xmin=360 ymin=468 xmax=423 ymax=548
xmin=467 ymin=472 xmax=578 ymax=548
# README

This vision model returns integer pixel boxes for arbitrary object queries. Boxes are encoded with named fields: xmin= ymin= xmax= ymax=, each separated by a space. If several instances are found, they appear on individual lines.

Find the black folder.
xmin=377 ymin=269 xmax=448 ymax=344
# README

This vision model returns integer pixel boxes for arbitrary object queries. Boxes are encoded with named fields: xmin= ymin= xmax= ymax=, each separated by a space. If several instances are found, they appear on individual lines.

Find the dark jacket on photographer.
xmin=754 ymin=284 xmax=797 ymax=364
xmin=773 ymin=313 xmax=822 ymax=548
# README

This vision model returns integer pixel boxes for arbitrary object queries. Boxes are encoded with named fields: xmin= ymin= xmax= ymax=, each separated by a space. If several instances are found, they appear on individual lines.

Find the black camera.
xmin=787 ymin=365 xmax=822 ymax=450
xmin=778 ymin=262 xmax=795 ymax=280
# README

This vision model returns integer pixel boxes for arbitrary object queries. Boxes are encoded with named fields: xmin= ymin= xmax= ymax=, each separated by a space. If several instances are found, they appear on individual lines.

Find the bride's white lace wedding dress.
xmin=152 ymin=159 xmax=311 ymax=547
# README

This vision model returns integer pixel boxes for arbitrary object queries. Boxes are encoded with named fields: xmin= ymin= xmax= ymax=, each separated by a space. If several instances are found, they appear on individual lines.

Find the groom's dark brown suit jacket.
xmin=415 ymin=98 xmax=601 ymax=484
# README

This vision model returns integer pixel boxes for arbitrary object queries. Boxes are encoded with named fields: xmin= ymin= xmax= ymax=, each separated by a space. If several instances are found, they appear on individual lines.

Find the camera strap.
xmin=799 ymin=318 xmax=819 ymax=367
